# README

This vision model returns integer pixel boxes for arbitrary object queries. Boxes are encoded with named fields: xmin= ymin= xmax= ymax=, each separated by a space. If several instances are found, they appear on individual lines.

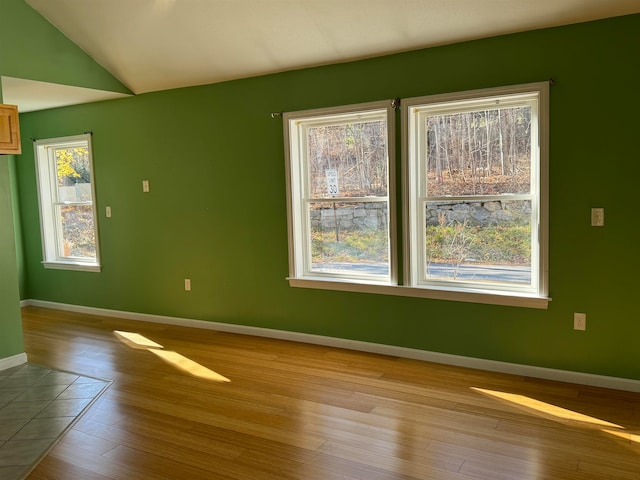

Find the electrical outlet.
xmin=142 ymin=180 xmax=150 ymax=193
xmin=574 ymin=313 xmax=586 ymax=331
xmin=105 ymin=206 xmax=112 ymax=218
xmin=184 ymin=278 xmax=191 ymax=291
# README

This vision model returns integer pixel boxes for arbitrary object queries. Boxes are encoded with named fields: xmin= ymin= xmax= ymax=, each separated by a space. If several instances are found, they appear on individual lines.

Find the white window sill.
xmin=42 ymin=261 xmax=101 ymax=272
xmin=288 ymin=277 xmax=550 ymax=309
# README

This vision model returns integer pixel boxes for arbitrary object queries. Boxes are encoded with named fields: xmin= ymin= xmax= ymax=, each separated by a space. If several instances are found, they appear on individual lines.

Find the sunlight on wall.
xmin=113 ymin=330 xmax=230 ymax=383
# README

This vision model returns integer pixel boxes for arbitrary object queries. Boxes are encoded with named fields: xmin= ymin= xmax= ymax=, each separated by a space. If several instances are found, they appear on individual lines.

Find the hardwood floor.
xmin=19 ymin=306 xmax=640 ymax=479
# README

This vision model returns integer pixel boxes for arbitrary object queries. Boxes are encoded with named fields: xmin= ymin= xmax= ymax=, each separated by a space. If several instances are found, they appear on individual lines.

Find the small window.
xmin=284 ymin=101 xmax=396 ymax=284
xmin=403 ymin=83 xmax=548 ymax=298
xmin=34 ymin=134 xmax=101 ymax=271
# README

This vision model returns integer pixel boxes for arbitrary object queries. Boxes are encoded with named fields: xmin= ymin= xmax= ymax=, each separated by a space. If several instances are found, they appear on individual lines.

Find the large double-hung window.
xmin=284 ymin=83 xmax=549 ymax=308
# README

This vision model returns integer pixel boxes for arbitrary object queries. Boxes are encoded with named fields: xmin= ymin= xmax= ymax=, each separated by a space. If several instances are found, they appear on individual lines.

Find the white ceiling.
xmin=1 ymin=76 xmax=130 ymax=113
xmin=7 ymin=0 xmax=640 ymax=111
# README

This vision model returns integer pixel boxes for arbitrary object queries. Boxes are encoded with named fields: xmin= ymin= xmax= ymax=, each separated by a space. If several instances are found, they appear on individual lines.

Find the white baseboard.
xmin=22 ymin=299 xmax=640 ymax=393
xmin=0 ymin=352 xmax=28 ymax=371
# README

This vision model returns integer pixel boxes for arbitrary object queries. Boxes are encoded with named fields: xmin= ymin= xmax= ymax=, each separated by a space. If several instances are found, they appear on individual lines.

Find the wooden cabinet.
xmin=0 ymin=104 xmax=21 ymax=155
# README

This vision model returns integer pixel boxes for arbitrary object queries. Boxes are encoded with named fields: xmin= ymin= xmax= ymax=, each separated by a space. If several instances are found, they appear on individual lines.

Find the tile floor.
xmin=0 ymin=363 xmax=110 ymax=480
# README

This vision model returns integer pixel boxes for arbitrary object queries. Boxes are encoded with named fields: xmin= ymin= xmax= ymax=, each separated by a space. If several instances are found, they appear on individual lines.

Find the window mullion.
xmin=306 ymin=196 xmax=388 ymax=203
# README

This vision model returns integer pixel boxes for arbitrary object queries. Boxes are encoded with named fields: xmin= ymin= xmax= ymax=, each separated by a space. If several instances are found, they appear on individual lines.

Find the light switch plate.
xmin=591 ymin=208 xmax=604 ymax=226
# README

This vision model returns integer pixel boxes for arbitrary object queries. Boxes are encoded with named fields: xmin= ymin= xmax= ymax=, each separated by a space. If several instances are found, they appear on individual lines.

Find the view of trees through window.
xmin=307 ymin=120 xmax=388 ymax=198
xmin=423 ymin=105 xmax=534 ymax=285
xmin=306 ymin=118 xmax=390 ymax=275
xmin=54 ymin=146 xmax=96 ymax=259
xmin=425 ymin=106 xmax=532 ymax=196
xmin=302 ymin=105 xmax=535 ymax=282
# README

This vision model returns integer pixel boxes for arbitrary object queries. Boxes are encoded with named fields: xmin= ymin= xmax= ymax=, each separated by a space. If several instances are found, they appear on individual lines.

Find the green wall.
xmin=0 ymin=80 xmax=25 ymax=360
xmin=14 ymin=14 xmax=640 ymax=380
xmin=0 ymin=0 xmax=130 ymax=363
xmin=8 ymin=154 xmax=25 ymax=299
xmin=0 ymin=153 xmax=24 ymax=359
xmin=0 ymin=0 xmax=130 ymax=93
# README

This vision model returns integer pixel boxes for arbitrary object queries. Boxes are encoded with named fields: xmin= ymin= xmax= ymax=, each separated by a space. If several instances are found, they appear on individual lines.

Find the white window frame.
xmin=284 ymin=84 xmax=549 ymax=309
xmin=34 ymin=134 xmax=101 ymax=272
xmin=284 ymin=100 xmax=397 ymax=286
xmin=402 ymin=82 xmax=549 ymax=301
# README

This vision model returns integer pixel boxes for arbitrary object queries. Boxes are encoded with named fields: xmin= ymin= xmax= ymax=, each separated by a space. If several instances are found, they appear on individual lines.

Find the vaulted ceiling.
xmin=5 ymin=0 xmax=640 ymax=111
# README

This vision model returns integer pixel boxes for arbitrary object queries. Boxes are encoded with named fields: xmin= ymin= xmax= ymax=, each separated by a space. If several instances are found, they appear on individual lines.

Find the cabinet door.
xmin=0 ymin=104 xmax=21 ymax=155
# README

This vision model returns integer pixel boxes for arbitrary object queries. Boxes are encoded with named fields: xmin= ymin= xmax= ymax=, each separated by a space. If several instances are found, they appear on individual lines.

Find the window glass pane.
xmin=57 ymin=205 xmax=96 ymax=259
xmin=307 ymin=119 xmax=388 ymax=199
xmin=309 ymin=201 xmax=389 ymax=276
xmin=424 ymin=106 xmax=531 ymax=196
xmin=425 ymin=200 xmax=531 ymax=286
xmin=55 ymin=146 xmax=93 ymax=202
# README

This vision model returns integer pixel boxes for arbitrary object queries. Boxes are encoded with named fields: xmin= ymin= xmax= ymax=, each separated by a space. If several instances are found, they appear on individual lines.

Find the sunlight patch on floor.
xmin=114 ymin=330 xmax=164 ymax=349
xmin=113 ymin=331 xmax=230 ymax=383
xmin=149 ymin=349 xmax=231 ymax=382
xmin=602 ymin=429 xmax=640 ymax=444
xmin=472 ymin=387 xmax=622 ymax=428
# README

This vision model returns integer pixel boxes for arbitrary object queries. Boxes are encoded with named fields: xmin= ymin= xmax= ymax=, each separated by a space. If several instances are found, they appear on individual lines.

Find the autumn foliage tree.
xmin=55 ymin=146 xmax=96 ymax=258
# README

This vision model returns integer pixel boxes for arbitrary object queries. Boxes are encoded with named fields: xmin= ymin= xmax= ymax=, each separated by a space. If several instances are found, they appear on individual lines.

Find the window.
xmin=403 ymin=83 xmax=548 ymax=299
xmin=284 ymin=101 xmax=396 ymax=284
xmin=284 ymin=83 xmax=549 ymax=308
xmin=34 ymin=134 xmax=101 ymax=271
